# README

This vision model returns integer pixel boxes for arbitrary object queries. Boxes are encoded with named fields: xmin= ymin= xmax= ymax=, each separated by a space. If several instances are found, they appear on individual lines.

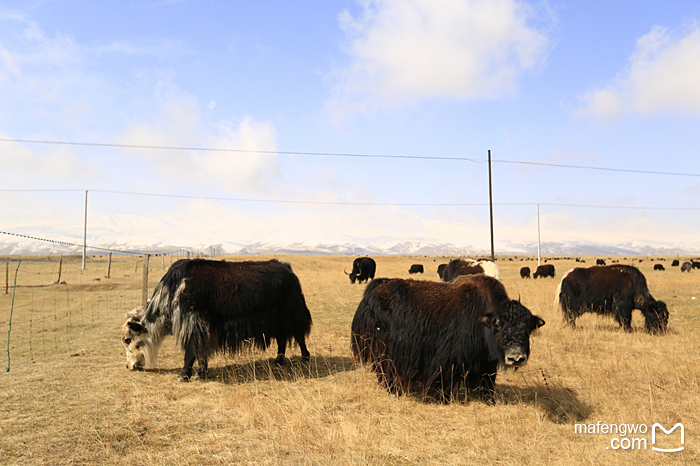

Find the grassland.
xmin=1 ymin=254 xmax=698 ymax=465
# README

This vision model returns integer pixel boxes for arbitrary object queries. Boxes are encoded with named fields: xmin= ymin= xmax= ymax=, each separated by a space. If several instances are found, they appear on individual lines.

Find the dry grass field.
xmin=1 ymin=253 xmax=698 ymax=465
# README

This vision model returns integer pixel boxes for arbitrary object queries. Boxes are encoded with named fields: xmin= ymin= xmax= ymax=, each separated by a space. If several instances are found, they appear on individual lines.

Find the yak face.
xmin=344 ymin=269 xmax=358 ymax=283
xmin=481 ymin=300 xmax=545 ymax=368
xmin=122 ymin=318 xmax=150 ymax=370
xmin=643 ymin=300 xmax=669 ymax=334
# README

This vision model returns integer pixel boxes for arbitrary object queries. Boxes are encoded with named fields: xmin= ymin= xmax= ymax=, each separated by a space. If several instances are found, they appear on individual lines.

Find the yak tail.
xmin=552 ymin=279 xmax=563 ymax=314
xmin=553 ymin=268 xmax=575 ymax=316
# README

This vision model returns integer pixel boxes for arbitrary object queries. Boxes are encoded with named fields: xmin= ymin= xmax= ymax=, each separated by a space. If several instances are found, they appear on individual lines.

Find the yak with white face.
xmin=122 ymin=259 xmax=312 ymax=381
xmin=440 ymin=258 xmax=500 ymax=282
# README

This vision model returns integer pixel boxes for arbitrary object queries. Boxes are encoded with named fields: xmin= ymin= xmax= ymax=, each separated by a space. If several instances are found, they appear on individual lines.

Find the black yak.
xmin=533 ymin=264 xmax=555 ymax=279
xmin=408 ymin=264 xmax=424 ymax=274
xmin=554 ymin=264 xmax=668 ymax=334
xmin=437 ymin=263 xmax=447 ymax=279
xmin=351 ymin=274 xmax=545 ymax=404
xmin=345 ymin=257 xmax=376 ymax=284
xmin=122 ymin=259 xmax=312 ymax=381
xmin=520 ymin=266 xmax=531 ymax=279
xmin=653 ymin=264 xmax=665 ymax=271
xmin=672 ymin=259 xmax=680 ymax=267
xmin=441 ymin=258 xmax=500 ymax=282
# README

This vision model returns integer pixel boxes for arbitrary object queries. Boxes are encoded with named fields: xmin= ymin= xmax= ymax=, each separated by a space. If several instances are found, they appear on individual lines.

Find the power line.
xmin=2 ymin=137 xmax=698 ymax=177
xmin=540 ymin=202 xmax=700 ymax=211
xmin=1 ymin=187 xmax=699 ymax=210
xmin=493 ymin=159 xmax=700 ymax=177
xmin=90 ymin=189 xmax=492 ymax=206
xmin=0 ymin=138 xmax=482 ymax=163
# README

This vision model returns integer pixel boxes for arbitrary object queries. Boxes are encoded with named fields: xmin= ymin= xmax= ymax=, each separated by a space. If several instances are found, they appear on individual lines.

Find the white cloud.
xmin=577 ymin=24 xmax=700 ymax=119
xmin=113 ymin=93 xmax=280 ymax=194
xmin=328 ymin=0 xmax=552 ymax=118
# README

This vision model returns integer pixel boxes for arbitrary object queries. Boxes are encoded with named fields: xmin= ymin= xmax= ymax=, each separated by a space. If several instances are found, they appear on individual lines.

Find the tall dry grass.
xmin=1 ymin=254 xmax=698 ymax=465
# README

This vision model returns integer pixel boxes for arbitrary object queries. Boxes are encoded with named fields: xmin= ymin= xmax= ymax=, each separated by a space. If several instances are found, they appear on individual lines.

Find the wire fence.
xmin=0 ymin=251 xmax=205 ymax=374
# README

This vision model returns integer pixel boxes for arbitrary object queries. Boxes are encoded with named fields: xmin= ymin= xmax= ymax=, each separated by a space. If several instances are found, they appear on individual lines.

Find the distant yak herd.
xmin=122 ymin=254 xmax=681 ymax=404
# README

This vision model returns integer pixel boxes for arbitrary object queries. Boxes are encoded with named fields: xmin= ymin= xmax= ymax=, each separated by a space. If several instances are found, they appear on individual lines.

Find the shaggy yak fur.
xmin=122 ymin=259 xmax=312 ymax=381
xmin=350 ymin=274 xmax=545 ymax=404
xmin=345 ymin=257 xmax=376 ymax=284
xmin=440 ymin=258 xmax=501 ymax=282
xmin=554 ymin=264 xmax=668 ymax=334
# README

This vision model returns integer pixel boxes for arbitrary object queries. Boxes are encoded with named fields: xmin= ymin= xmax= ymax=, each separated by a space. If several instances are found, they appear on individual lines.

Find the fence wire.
xmin=1 ymin=253 xmax=186 ymax=373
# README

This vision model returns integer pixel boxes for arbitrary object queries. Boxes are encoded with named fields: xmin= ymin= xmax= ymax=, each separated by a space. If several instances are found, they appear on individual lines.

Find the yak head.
xmin=344 ymin=269 xmax=358 ymax=284
xmin=122 ymin=317 xmax=155 ymax=370
xmin=643 ymin=300 xmax=669 ymax=334
xmin=481 ymin=300 xmax=545 ymax=369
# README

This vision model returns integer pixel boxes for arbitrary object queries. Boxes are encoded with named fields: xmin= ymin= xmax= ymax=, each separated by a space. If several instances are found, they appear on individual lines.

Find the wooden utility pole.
xmin=57 ymin=255 xmax=63 ymax=284
xmin=537 ymin=204 xmax=542 ymax=266
xmin=82 ymin=190 xmax=88 ymax=270
xmin=488 ymin=150 xmax=495 ymax=262
xmin=141 ymin=254 xmax=150 ymax=308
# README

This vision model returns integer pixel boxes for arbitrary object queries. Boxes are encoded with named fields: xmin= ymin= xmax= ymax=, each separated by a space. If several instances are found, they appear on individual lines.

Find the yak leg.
xmin=296 ymin=334 xmax=311 ymax=362
xmin=275 ymin=336 xmax=288 ymax=365
xmin=193 ymin=356 xmax=208 ymax=380
xmin=177 ymin=353 xmax=197 ymax=382
xmin=467 ymin=364 xmax=497 ymax=405
xmin=617 ymin=312 xmax=634 ymax=333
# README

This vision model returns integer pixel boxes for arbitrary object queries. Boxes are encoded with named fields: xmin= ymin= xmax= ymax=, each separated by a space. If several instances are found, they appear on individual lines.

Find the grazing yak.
xmin=437 ymin=263 xmax=447 ymax=279
xmin=441 ymin=258 xmax=500 ymax=282
xmin=520 ymin=267 xmax=531 ymax=279
xmin=351 ymin=274 xmax=545 ymax=404
xmin=345 ymin=257 xmax=376 ymax=284
xmin=672 ymin=259 xmax=680 ymax=267
xmin=554 ymin=264 xmax=668 ymax=334
xmin=122 ymin=259 xmax=312 ymax=381
xmin=653 ymin=264 xmax=665 ymax=271
xmin=408 ymin=264 xmax=424 ymax=274
xmin=596 ymin=259 xmax=606 ymax=266
xmin=533 ymin=264 xmax=555 ymax=279
xmin=681 ymin=262 xmax=692 ymax=272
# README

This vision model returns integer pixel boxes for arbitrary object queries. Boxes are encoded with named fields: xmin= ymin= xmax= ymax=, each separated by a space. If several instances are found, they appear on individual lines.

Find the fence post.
xmin=141 ymin=254 xmax=150 ymax=308
xmin=5 ymin=257 xmax=8 ymax=294
xmin=106 ymin=252 xmax=112 ymax=279
xmin=57 ymin=255 xmax=63 ymax=284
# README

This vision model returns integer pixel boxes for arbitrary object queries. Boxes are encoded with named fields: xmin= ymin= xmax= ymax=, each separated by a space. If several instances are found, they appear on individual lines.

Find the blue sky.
xmin=1 ymin=0 xmax=700 ymax=254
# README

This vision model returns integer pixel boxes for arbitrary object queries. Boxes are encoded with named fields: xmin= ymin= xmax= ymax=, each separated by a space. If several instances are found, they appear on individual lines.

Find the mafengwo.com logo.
xmin=574 ymin=422 xmax=684 ymax=452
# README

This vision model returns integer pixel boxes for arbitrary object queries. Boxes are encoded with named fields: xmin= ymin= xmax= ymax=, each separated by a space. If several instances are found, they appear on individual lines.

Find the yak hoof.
xmin=274 ymin=355 xmax=286 ymax=366
xmin=302 ymin=355 xmax=311 ymax=363
xmin=176 ymin=375 xmax=190 ymax=382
